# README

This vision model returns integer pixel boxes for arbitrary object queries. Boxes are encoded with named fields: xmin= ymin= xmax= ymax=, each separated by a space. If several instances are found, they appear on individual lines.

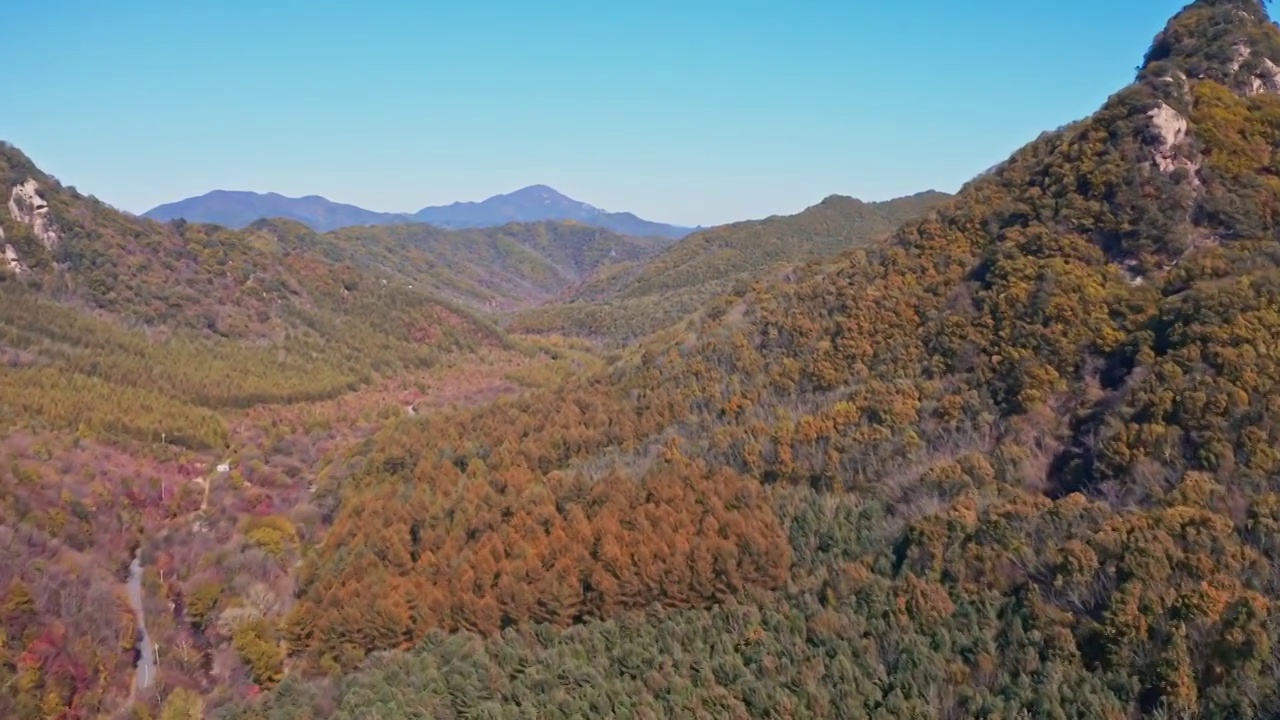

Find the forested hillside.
xmin=215 ymin=1 xmax=1280 ymax=718
xmin=315 ymin=220 xmax=672 ymax=310
xmin=11 ymin=1 xmax=1280 ymax=718
xmin=0 ymin=141 xmax=519 ymax=719
xmin=508 ymin=190 xmax=952 ymax=342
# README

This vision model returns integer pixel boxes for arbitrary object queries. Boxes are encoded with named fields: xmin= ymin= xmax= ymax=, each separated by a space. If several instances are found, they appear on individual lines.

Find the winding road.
xmin=128 ymin=551 xmax=156 ymax=697
xmin=128 ymin=460 xmax=229 ymax=701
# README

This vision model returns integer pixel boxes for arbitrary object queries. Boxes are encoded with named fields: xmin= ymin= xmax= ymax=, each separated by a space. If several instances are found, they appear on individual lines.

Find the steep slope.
xmin=640 ymin=0 xmax=1280 ymax=489
xmin=613 ymin=0 xmax=1280 ymax=713
xmin=259 ymin=2 xmax=1280 ymax=718
xmin=144 ymin=185 xmax=696 ymax=238
xmin=509 ymin=190 xmax=952 ymax=342
xmin=143 ymin=190 xmax=409 ymax=231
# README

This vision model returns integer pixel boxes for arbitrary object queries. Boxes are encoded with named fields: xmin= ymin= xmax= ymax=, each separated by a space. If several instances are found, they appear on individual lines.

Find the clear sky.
xmin=6 ymin=0 xmax=1192 ymax=227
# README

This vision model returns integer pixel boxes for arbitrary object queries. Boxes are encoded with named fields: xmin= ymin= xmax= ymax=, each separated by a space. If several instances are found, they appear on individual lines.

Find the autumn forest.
xmin=8 ymin=1 xmax=1280 ymax=718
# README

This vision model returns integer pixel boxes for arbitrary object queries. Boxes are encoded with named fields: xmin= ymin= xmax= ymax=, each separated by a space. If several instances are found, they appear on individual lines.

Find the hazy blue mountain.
xmin=411 ymin=185 xmax=695 ymax=239
xmin=143 ymin=186 xmax=696 ymax=238
xmin=142 ymin=190 xmax=409 ymax=232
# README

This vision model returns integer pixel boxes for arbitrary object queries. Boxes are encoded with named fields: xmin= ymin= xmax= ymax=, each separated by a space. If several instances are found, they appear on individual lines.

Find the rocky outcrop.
xmin=8 ymin=179 xmax=59 ymax=251
xmin=1231 ymin=41 xmax=1280 ymax=95
xmin=1146 ymin=101 xmax=1200 ymax=182
xmin=1247 ymin=57 xmax=1280 ymax=94
xmin=3 ymin=244 xmax=24 ymax=275
xmin=1 ymin=226 xmax=24 ymax=275
xmin=1232 ymin=41 xmax=1252 ymax=73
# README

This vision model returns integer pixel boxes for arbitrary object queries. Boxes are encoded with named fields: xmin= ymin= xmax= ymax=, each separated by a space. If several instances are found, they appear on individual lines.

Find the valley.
xmin=6 ymin=1 xmax=1280 ymax=718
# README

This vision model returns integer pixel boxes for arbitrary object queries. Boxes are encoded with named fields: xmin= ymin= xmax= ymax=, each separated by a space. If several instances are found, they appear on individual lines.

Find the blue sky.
xmin=6 ymin=0 xmax=1192 ymax=227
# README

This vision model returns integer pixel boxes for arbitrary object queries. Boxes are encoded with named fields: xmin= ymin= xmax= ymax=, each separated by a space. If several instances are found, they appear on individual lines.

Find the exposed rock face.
xmin=1231 ymin=41 xmax=1280 ymax=95
xmin=8 ymin=179 xmax=59 ymax=251
xmin=1248 ymin=57 xmax=1280 ymax=94
xmin=1 ymin=227 xmax=24 ymax=275
xmin=1233 ymin=41 xmax=1252 ymax=72
xmin=1147 ymin=101 xmax=1200 ymax=180
xmin=3 ymin=244 xmax=24 ymax=275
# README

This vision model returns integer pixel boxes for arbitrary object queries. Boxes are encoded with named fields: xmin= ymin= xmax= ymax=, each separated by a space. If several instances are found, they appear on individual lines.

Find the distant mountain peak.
xmin=410 ymin=186 xmax=686 ymax=238
xmin=513 ymin=183 xmax=562 ymax=196
xmin=143 ymin=184 xmax=694 ymax=239
xmin=1140 ymin=0 xmax=1280 ymax=95
xmin=487 ymin=184 xmax=599 ymax=211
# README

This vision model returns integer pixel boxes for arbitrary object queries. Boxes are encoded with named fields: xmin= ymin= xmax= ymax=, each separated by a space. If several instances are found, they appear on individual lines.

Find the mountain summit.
xmin=143 ymin=185 xmax=694 ymax=238
xmin=409 ymin=185 xmax=693 ymax=238
xmin=1140 ymin=0 xmax=1279 ymax=93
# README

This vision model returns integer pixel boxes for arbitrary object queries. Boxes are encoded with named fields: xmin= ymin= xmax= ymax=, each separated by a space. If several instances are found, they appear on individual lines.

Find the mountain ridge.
xmin=250 ymin=217 xmax=675 ymax=312
xmin=508 ymin=188 xmax=954 ymax=342
xmin=143 ymin=185 xmax=697 ymax=238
